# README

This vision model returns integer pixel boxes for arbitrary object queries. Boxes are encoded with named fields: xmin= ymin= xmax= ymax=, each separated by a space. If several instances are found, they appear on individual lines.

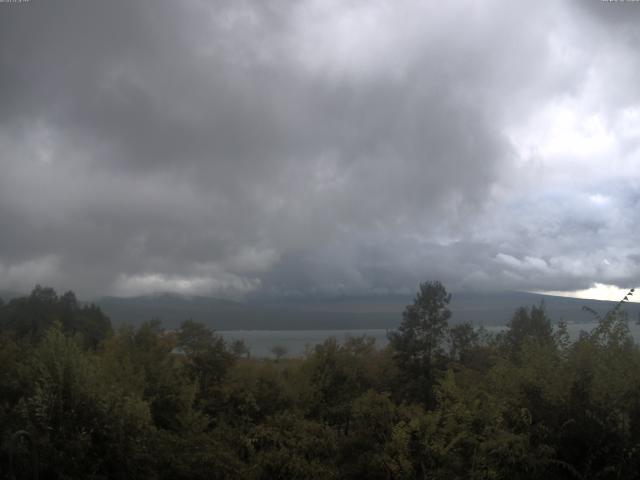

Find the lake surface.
xmin=220 ymin=329 xmax=391 ymax=358
xmin=220 ymin=321 xmax=640 ymax=358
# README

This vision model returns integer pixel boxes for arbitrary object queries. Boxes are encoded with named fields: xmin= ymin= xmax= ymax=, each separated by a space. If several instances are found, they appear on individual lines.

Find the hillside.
xmin=95 ymin=291 xmax=640 ymax=330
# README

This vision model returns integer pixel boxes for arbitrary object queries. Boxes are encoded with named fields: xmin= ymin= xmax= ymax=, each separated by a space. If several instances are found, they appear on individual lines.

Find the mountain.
xmin=94 ymin=290 xmax=640 ymax=331
xmin=96 ymin=292 xmax=399 ymax=330
xmin=0 ymin=290 xmax=23 ymax=302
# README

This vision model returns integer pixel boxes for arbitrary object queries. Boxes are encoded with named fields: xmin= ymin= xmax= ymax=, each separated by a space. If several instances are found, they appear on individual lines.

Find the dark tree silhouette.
xmin=388 ymin=281 xmax=451 ymax=405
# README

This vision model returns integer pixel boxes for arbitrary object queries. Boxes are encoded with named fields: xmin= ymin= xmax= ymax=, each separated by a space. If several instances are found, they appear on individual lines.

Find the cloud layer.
xmin=1 ymin=0 xmax=640 ymax=298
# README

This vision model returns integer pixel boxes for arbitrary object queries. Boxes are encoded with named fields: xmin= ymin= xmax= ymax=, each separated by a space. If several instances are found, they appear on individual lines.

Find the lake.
xmin=220 ymin=321 xmax=640 ymax=358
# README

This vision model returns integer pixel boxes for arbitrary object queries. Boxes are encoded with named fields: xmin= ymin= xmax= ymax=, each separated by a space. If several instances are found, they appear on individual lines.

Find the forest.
xmin=1 ymin=282 xmax=640 ymax=479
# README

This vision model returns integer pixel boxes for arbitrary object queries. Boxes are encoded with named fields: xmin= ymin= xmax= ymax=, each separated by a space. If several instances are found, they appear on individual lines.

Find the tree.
xmin=177 ymin=319 xmax=217 ymax=356
xmin=251 ymin=413 xmax=339 ymax=479
xmin=303 ymin=336 xmax=383 ymax=433
xmin=176 ymin=320 xmax=235 ymax=409
xmin=0 ymin=286 xmax=111 ymax=346
xmin=448 ymin=322 xmax=479 ymax=365
xmin=231 ymin=339 xmax=251 ymax=359
xmin=271 ymin=345 xmax=288 ymax=362
xmin=18 ymin=323 xmax=156 ymax=478
xmin=388 ymin=281 xmax=451 ymax=405
xmin=500 ymin=303 xmax=554 ymax=359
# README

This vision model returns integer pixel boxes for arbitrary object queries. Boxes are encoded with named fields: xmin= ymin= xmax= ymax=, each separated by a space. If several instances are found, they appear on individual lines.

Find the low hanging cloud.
xmin=112 ymin=272 xmax=261 ymax=298
xmin=0 ymin=256 xmax=61 ymax=293
xmin=1 ymin=0 xmax=640 ymax=298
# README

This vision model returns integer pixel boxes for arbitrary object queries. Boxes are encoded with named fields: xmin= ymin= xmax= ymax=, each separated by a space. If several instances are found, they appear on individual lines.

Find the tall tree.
xmin=0 ymin=286 xmax=111 ymax=346
xmin=448 ymin=322 xmax=479 ymax=365
xmin=501 ymin=303 xmax=554 ymax=359
xmin=388 ymin=281 xmax=451 ymax=405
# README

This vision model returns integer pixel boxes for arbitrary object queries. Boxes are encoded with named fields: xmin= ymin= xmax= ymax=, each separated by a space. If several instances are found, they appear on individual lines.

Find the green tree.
xmin=339 ymin=390 xmax=400 ymax=479
xmin=303 ymin=336 xmax=383 ymax=433
xmin=500 ymin=304 xmax=554 ymax=360
xmin=388 ymin=281 xmax=451 ymax=405
xmin=17 ymin=324 xmax=155 ymax=478
xmin=271 ymin=345 xmax=288 ymax=362
xmin=231 ymin=339 xmax=251 ymax=358
xmin=250 ymin=413 xmax=339 ymax=480
xmin=448 ymin=322 xmax=480 ymax=366
xmin=176 ymin=320 xmax=235 ymax=418
xmin=0 ymin=286 xmax=111 ymax=347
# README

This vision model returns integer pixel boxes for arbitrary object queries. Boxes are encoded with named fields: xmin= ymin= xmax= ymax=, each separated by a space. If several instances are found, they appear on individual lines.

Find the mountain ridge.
xmin=94 ymin=290 xmax=640 ymax=331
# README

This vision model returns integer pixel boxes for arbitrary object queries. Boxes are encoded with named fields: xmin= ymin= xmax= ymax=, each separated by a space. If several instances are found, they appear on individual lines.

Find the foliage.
xmin=0 ymin=286 xmax=111 ymax=346
xmin=270 ymin=345 xmax=288 ymax=362
xmin=387 ymin=280 xmax=451 ymax=405
xmin=3 ymin=283 xmax=640 ymax=479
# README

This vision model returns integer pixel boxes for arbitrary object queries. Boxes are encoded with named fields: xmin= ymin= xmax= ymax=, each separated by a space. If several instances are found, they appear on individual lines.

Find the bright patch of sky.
xmin=540 ymin=283 xmax=638 ymax=303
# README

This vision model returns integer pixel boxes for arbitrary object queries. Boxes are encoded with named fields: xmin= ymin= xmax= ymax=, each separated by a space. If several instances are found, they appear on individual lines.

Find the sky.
xmin=1 ymin=0 xmax=640 ymax=301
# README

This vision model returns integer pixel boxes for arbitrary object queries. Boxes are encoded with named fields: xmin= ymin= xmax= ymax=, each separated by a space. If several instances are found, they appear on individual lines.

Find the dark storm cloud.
xmin=1 ymin=0 xmax=640 ymax=298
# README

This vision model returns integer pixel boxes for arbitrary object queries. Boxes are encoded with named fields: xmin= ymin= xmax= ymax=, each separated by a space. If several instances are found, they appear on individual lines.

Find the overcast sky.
xmin=1 ymin=0 xmax=640 ymax=300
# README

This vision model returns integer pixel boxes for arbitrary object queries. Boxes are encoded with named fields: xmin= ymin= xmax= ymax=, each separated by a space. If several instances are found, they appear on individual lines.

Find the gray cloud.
xmin=1 ymin=0 xmax=639 ymax=298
